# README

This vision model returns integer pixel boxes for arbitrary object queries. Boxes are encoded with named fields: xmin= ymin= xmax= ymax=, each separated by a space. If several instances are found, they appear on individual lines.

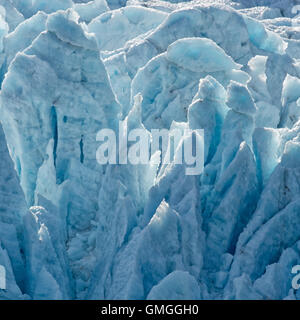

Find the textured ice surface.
xmin=74 ymin=0 xmax=109 ymax=23
xmin=0 ymin=0 xmax=299 ymax=300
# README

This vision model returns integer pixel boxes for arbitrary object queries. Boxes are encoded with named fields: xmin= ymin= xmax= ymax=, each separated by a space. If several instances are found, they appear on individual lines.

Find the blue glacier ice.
xmin=0 ymin=0 xmax=299 ymax=300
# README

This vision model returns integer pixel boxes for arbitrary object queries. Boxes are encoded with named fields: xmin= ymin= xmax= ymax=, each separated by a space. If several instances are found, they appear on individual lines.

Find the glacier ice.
xmin=147 ymin=271 xmax=201 ymax=300
xmin=0 ymin=0 xmax=299 ymax=301
xmin=89 ymin=6 xmax=167 ymax=51
xmin=74 ymin=0 xmax=109 ymax=23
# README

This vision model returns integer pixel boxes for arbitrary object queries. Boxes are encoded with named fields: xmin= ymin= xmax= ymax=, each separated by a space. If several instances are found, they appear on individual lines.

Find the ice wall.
xmin=0 ymin=0 xmax=299 ymax=300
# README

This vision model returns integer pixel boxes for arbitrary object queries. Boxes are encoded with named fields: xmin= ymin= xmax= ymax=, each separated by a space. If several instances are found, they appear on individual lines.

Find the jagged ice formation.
xmin=0 ymin=0 xmax=299 ymax=300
